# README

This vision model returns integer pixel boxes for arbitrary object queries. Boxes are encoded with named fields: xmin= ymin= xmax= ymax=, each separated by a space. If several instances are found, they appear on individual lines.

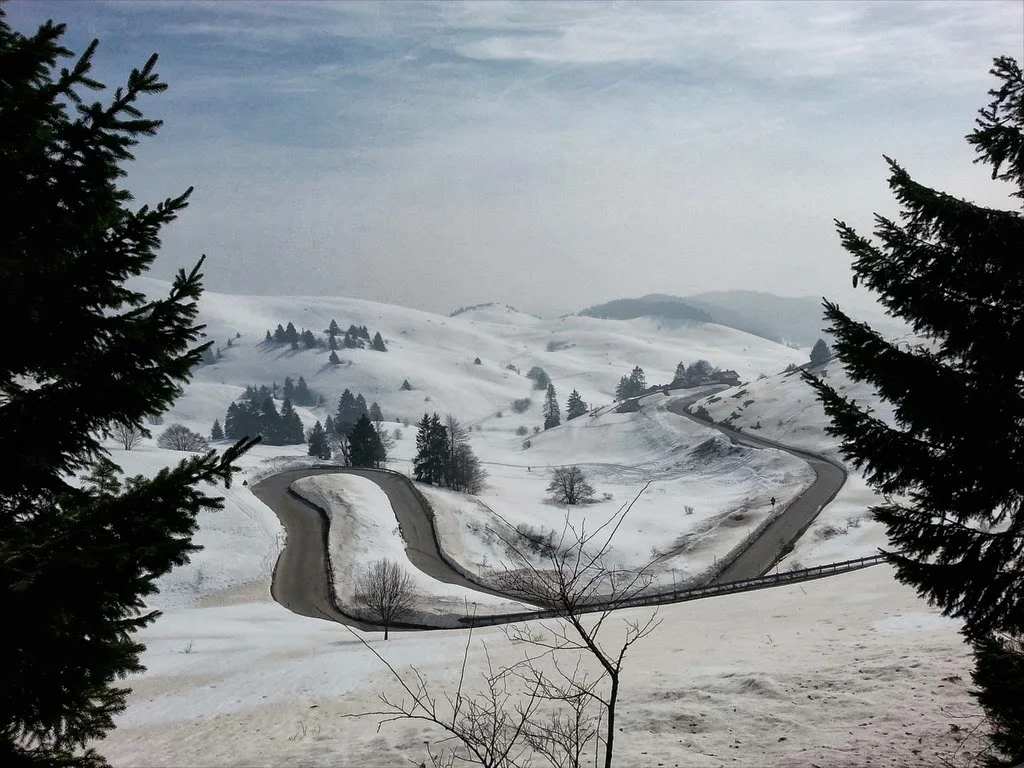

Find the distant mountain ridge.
xmin=578 ymin=292 xmax=831 ymax=346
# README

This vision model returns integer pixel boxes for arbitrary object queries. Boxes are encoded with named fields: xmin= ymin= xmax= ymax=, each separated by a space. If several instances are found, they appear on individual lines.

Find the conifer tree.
xmin=400 ymin=378 xmax=412 ymax=391
xmin=265 ymin=329 xmax=272 ymax=342
xmin=803 ymin=56 xmax=1023 ymax=765
xmin=809 ymin=338 xmax=831 ymax=366
xmin=566 ymin=389 xmax=588 ymax=420
xmin=210 ymin=418 xmax=224 ymax=441
xmin=284 ymin=321 xmax=299 ymax=345
xmin=543 ymin=383 xmax=560 ymax=430
xmin=307 ymin=420 xmax=332 ymax=460
xmin=294 ymin=375 xmax=313 ymax=406
xmin=0 ymin=16 xmax=257 ymax=765
xmin=282 ymin=376 xmax=295 ymax=402
xmin=369 ymin=401 xmax=384 ymax=424
xmin=672 ymin=361 xmax=687 ymax=385
xmin=371 ymin=331 xmax=387 ymax=352
xmin=328 ymin=319 xmax=341 ymax=337
xmin=614 ymin=375 xmax=632 ymax=401
xmin=413 ymin=413 xmax=447 ymax=485
xmin=348 ymin=414 xmax=385 ymax=468
xmin=335 ymin=389 xmax=360 ymax=435
xmin=329 ymin=333 xmax=339 ymax=351
xmin=300 ymin=328 xmax=317 ymax=348
xmin=279 ymin=398 xmax=305 ymax=445
xmin=629 ymin=365 xmax=647 ymax=393
xmin=258 ymin=396 xmax=283 ymax=444
xmin=274 ymin=323 xmax=286 ymax=343
xmin=328 ymin=349 xmax=341 ymax=365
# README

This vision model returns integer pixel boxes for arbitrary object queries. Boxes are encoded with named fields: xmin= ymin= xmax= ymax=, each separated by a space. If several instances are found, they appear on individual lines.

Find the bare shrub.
xmin=157 ymin=424 xmax=209 ymax=452
xmin=546 ymin=466 xmax=595 ymax=505
xmin=814 ymin=522 xmax=848 ymax=541
xmin=514 ymin=523 xmax=557 ymax=558
xmin=353 ymin=559 xmax=420 ymax=640
xmin=511 ymin=398 xmax=532 ymax=414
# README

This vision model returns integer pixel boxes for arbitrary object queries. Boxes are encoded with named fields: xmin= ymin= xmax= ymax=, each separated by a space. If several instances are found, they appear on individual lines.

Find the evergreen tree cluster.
xmin=413 ymin=413 xmax=487 ymax=493
xmin=281 ymin=375 xmax=318 ymax=407
xmin=223 ymin=385 xmax=304 ymax=446
xmin=804 ymin=56 xmax=1024 ymax=765
xmin=323 ymin=320 xmax=388 ymax=352
xmin=265 ymin=321 xmax=324 ymax=351
xmin=334 ymin=388 xmax=384 ymax=434
xmin=614 ymin=366 xmax=648 ymax=400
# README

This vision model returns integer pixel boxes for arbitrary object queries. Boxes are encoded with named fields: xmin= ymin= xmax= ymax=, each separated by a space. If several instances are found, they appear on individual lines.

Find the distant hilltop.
xmin=577 ymin=292 xmax=836 ymax=347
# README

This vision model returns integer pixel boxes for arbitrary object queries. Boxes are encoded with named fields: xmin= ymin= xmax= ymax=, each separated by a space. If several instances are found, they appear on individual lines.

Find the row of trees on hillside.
xmin=264 ymin=320 xmax=388 ymax=353
xmin=413 ymin=413 xmax=487 ymax=493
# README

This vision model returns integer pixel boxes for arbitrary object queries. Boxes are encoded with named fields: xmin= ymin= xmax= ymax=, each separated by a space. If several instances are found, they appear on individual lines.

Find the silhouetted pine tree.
xmin=328 ymin=319 xmax=340 ymax=336
xmin=0 ymin=17 xmax=256 ymax=765
xmin=328 ymin=350 xmax=341 ymax=364
xmin=803 ymin=56 xmax=1024 ymax=765
xmin=371 ymin=331 xmax=387 ymax=351
xmin=273 ymin=324 xmax=286 ymax=343
xmin=210 ymin=418 xmax=224 ymax=441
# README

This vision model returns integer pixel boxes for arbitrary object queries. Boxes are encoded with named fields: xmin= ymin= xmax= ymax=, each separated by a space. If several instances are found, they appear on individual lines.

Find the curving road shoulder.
xmin=665 ymin=398 xmax=847 ymax=582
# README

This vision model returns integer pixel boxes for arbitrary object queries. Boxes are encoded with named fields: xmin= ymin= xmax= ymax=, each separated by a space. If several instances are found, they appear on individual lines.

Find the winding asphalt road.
xmin=252 ymin=467 xmax=514 ymax=631
xmin=664 ymin=398 xmax=847 ymax=582
xmin=255 ymin=394 xmax=847 ymax=627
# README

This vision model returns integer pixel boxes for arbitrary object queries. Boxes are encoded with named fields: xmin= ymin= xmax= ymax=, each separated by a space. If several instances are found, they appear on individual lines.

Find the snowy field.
xmin=89 ymin=285 xmax=984 ymax=765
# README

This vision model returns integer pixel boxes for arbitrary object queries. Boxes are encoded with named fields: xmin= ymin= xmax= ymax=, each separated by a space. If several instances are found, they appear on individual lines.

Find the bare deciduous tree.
xmin=111 ymin=422 xmax=145 ymax=450
xmin=350 ymin=486 xmax=657 ymax=768
xmin=156 ymin=424 xmax=209 ymax=452
xmin=546 ymin=466 xmax=595 ymax=505
xmin=354 ymin=558 xmax=420 ymax=640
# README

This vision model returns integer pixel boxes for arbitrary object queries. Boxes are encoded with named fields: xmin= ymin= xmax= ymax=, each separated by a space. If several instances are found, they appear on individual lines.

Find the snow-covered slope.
xmin=689 ymin=353 xmax=909 ymax=568
xmin=131 ymin=276 xmax=806 ymax=440
xmin=90 ymin=285 xmax=977 ymax=766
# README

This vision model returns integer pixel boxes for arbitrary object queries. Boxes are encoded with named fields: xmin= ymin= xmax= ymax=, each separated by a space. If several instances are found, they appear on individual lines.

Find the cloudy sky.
xmin=8 ymin=1 xmax=1023 ymax=316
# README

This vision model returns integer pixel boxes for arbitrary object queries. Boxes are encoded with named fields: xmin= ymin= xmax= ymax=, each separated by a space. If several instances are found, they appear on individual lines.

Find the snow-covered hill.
xmin=92 ymin=283 xmax=976 ymax=766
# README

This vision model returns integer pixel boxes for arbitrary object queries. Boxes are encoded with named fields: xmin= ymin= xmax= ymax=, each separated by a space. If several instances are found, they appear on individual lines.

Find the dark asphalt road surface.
xmin=252 ymin=467 xmax=513 ymax=630
xmin=665 ymin=399 xmax=847 ymax=582
xmin=254 ymin=396 xmax=847 ymax=628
